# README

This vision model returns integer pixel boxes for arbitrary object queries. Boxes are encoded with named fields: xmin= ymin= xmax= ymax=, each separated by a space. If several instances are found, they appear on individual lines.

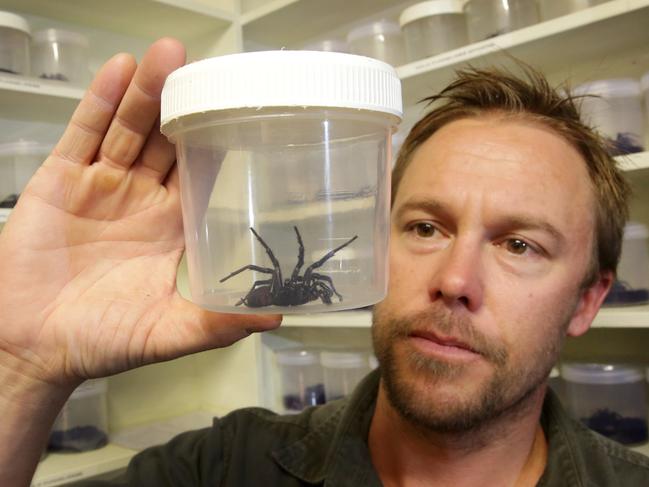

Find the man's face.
xmin=373 ymin=116 xmax=607 ymax=433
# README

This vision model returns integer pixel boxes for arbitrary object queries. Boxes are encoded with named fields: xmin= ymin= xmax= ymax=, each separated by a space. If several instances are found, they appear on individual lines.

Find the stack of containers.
xmin=604 ymin=222 xmax=649 ymax=305
xmin=346 ymin=20 xmax=406 ymax=67
xmin=31 ymin=28 xmax=90 ymax=84
xmin=48 ymin=379 xmax=110 ymax=452
xmin=561 ymin=363 xmax=648 ymax=446
xmin=574 ymin=79 xmax=646 ymax=156
xmin=303 ymin=39 xmax=349 ymax=53
xmin=538 ymin=0 xmax=608 ymax=21
xmin=0 ymin=139 xmax=52 ymax=209
xmin=275 ymin=349 xmax=325 ymax=413
xmin=320 ymin=351 xmax=371 ymax=401
xmin=399 ymin=1 xmax=468 ymax=63
xmin=464 ymin=0 xmax=539 ymax=43
xmin=0 ymin=11 xmax=30 ymax=75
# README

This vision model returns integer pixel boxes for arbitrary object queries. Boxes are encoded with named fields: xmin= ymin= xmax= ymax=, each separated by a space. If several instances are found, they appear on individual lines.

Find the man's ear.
xmin=566 ymin=270 xmax=614 ymax=338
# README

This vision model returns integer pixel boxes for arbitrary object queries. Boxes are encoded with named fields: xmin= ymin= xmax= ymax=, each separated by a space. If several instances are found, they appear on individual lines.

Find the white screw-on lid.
xmin=549 ymin=366 xmax=560 ymax=379
xmin=33 ymin=28 xmax=89 ymax=48
xmin=624 ymin=222 xmax=649 ymax=240
xmin=573 ymin=78 xmax=642 ymax=98
xmin=561 ymin=363 xmax=644 ymax=384
xmin=400 ymin=1 xmax=465 ymax=27
xmin=160 ymin=50 xmax=402 ymax=130
xmin=0 ymin=11 xmax=30 ymax=36
xmin=320 ymin=351 xmax=367 ymax=369
xmin=347 ymin=20 xmax=402 ymax=43
xmin=276 ymin=349 xmax=319 ymax=366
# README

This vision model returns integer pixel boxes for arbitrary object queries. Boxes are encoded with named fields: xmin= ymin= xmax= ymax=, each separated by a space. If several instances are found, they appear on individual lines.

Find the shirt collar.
xmin=271 ymin=368 xmax=382 ymax=485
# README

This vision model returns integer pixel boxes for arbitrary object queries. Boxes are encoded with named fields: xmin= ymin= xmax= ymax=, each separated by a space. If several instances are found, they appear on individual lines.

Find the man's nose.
xmin=429 ymin=236 xmax=484 ymax=312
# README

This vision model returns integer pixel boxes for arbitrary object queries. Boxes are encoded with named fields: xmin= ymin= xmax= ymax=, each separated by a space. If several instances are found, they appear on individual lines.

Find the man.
xmin=0 ymin=38 xmax=648 ymax=487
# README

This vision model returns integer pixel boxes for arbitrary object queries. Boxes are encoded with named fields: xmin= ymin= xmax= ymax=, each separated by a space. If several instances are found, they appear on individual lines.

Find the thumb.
xmin=146 ymin=293 xmax=282 ymax=362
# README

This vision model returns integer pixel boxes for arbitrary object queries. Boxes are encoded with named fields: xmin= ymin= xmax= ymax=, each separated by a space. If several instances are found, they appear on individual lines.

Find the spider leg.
xmin=313 ymin=282 xmax=333 ymax=304
xmin=303 ymin=234 xmax=358 ymax=280
xmin=310 ymin=273 xmax=343 ymax=301
xmin=248 ymin=227 xmax=284 ymax=287
xmin=290 ymin=226 xmax=305 ymax=281
xmin=236 ymin=278 xmax=273 ymax=306
xmin=219 ymin=264 xmax=275 ymax=283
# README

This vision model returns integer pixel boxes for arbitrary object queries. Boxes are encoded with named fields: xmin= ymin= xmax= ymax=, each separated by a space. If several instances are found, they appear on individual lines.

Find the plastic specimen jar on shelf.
xmin=161 ymin=51 xmax=402 ymax=314
xmin=464 ymin=0 xmax=539 ymax=43
xmin=574 ymin=78 xmax=645 ymax=156
xmin=537 ymin=0 xmax=608 ymax=21
xmin=31 ymin=28 xmax=90 ymax=85
xmin=604 ymin=222 xmax=649 ymax=305
xmin=320 ymin=351 xmax=370 ymax=401
xmin=0 ymin=140 xmax=51 ymax=208
xmin=0 ymin=11 xmax=30 ymax=75
xmin=302 ymin=38 xmax=349 ymax=53
xmin=346 ymin=20 xmax=406 ymax=67
xmin=399 ymin=0 xmax=467 ymax=62
xmin=48 ymin=379 xmax=109 ymax=452
xmin=561 ymin=363 xmax=648 ymax=445
xmin=642 ymin=70 xmax=649 ymax=132
xmin=275 ymin=350 xmax=325 ymax=413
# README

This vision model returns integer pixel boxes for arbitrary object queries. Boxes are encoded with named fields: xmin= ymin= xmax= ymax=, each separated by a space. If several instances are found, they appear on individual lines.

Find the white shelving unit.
xmin=0 ymin=0 xmax=646 ymax=484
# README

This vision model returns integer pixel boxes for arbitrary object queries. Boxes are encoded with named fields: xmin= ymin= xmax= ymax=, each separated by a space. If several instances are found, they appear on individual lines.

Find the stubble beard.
xmin=371 ymin=303 xmax=571 ymax=438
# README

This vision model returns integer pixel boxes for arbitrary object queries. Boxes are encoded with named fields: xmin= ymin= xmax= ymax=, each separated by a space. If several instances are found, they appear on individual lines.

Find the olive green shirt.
xmin=79 ymin=370 xmax=649 ymax=486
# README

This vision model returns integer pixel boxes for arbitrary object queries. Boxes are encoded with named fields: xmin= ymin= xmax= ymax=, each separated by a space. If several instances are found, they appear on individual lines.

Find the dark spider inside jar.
xmin=220 ymin=226 xmax=358 ymax=308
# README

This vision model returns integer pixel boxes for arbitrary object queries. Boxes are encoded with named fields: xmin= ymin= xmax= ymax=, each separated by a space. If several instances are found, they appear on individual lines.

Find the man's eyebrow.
xmin=393 ymin=198 xmax=451 ymax=221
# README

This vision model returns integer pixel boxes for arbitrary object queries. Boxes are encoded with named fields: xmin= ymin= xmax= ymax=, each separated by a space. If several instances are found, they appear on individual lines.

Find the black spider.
xmin=219 ymin=226 xmax=358 ymax=308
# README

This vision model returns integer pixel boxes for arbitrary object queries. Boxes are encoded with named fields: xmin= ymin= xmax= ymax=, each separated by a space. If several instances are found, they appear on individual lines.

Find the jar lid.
xmin=160 ymin=50 xmax=402 ymax=131
xmin=400 ymin=1 xmax=465 ymax=27
xmin=346 ymin=20 xmax=401 ymax=43
xmin=624 ymin=221 xmax=649 ymax=240
xmin=320 ymin=351 xmax=366 ymax=368
xmin=561 ymin=363 xmax=644 ymax=384
xmin=573 ymin=78 xmax=641 ymax=98
xmin=276 ymin=349 xmax=319 ymax=366
xmin=33 ymin=28 xmax=89 ymax=48
xmin=0 ymin=11 xmax=30 ymax=36
xmin=0 ymin=140 xmax=52 ymax=157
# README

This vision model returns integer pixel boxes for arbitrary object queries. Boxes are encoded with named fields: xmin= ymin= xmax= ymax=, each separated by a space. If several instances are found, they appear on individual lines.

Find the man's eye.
xmin=506 ymin=239 xmax=529 ymax=255
xmin=413 ymin=222 xmax=437 ymax=238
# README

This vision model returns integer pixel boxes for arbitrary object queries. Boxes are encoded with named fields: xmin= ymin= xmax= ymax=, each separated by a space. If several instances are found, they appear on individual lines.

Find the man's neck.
xmin=368 ymin=382 xmax=548 ymax=487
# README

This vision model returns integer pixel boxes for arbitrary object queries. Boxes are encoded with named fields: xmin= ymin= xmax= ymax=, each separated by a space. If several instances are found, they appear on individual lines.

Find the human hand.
xmin=0 ymin=38 xmax=281 ymax=389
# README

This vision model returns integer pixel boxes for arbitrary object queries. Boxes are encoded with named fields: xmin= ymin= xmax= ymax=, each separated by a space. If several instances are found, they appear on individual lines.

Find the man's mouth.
xmin=408 ymin=330 xmax=481 ymax=360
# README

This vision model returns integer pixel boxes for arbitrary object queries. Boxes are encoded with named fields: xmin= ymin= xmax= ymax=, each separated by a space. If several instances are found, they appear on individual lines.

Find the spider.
xmin=219 ymin=226 xmax=358 ymax=308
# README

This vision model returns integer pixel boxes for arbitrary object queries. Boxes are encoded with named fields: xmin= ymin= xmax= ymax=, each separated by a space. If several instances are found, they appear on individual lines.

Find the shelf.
xmin=397 ymin=0 xmax=649 ymax=106
xmin=617 ymin=151 xmax=649 ymax=172
xmin=632 ymin=442 xmax=649 ymax=458
xmin=241 ymin=0 xmax=407 ymax=48
xmin=281 ymin=305 xmax=649 ymax=329
xmin=32 ymin=444 xmax=136 ymax=487
xmin=1 ymin=0 xmax=235 ymax=42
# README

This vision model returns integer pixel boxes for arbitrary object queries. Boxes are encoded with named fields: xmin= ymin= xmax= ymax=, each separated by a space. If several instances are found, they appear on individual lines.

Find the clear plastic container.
xmin=561 ymin=363 xmax=648 ymax=445
xmin=548 ymin=366 xmax=566 ymax=405
xmin=48 ymin=379 xmax=109 ymax=452
xmin=0 ymin=11 xmax=30 ymax=75
xmin=275 ymin=350 xmax=325 ymax=412
xmin=642 ymin=70 xmax=649 ymax=139
xmin=0 ymin=140 xmax=51 ymax=209
xmin=161 ymin=50 xmax=402 ymax=314
xmin=302 ymin=38 xmax=349 ymax=53
xmin=464 ymin=0 xmax=539 ymax=42
xmin=538 ymin=0 xmax=608 ymax=21
xmin=346 ymin=20 xmax=406 ymax=67
xmin=399 ymin=1 xmax=467 ymax=62
xmin=31 ymin=28 xmax=90 ymax=84
xmin=574 ymin=78 xmax=645 ymax=156
xmin=320 ymin=351 xmax=370 ymax=401
xmin=605 ymin=222 xmax=649 ymax=305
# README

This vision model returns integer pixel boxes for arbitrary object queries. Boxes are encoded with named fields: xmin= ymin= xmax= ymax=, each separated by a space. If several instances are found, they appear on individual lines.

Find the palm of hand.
xmin=0 ymin=39 xmax=280 ymax=387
